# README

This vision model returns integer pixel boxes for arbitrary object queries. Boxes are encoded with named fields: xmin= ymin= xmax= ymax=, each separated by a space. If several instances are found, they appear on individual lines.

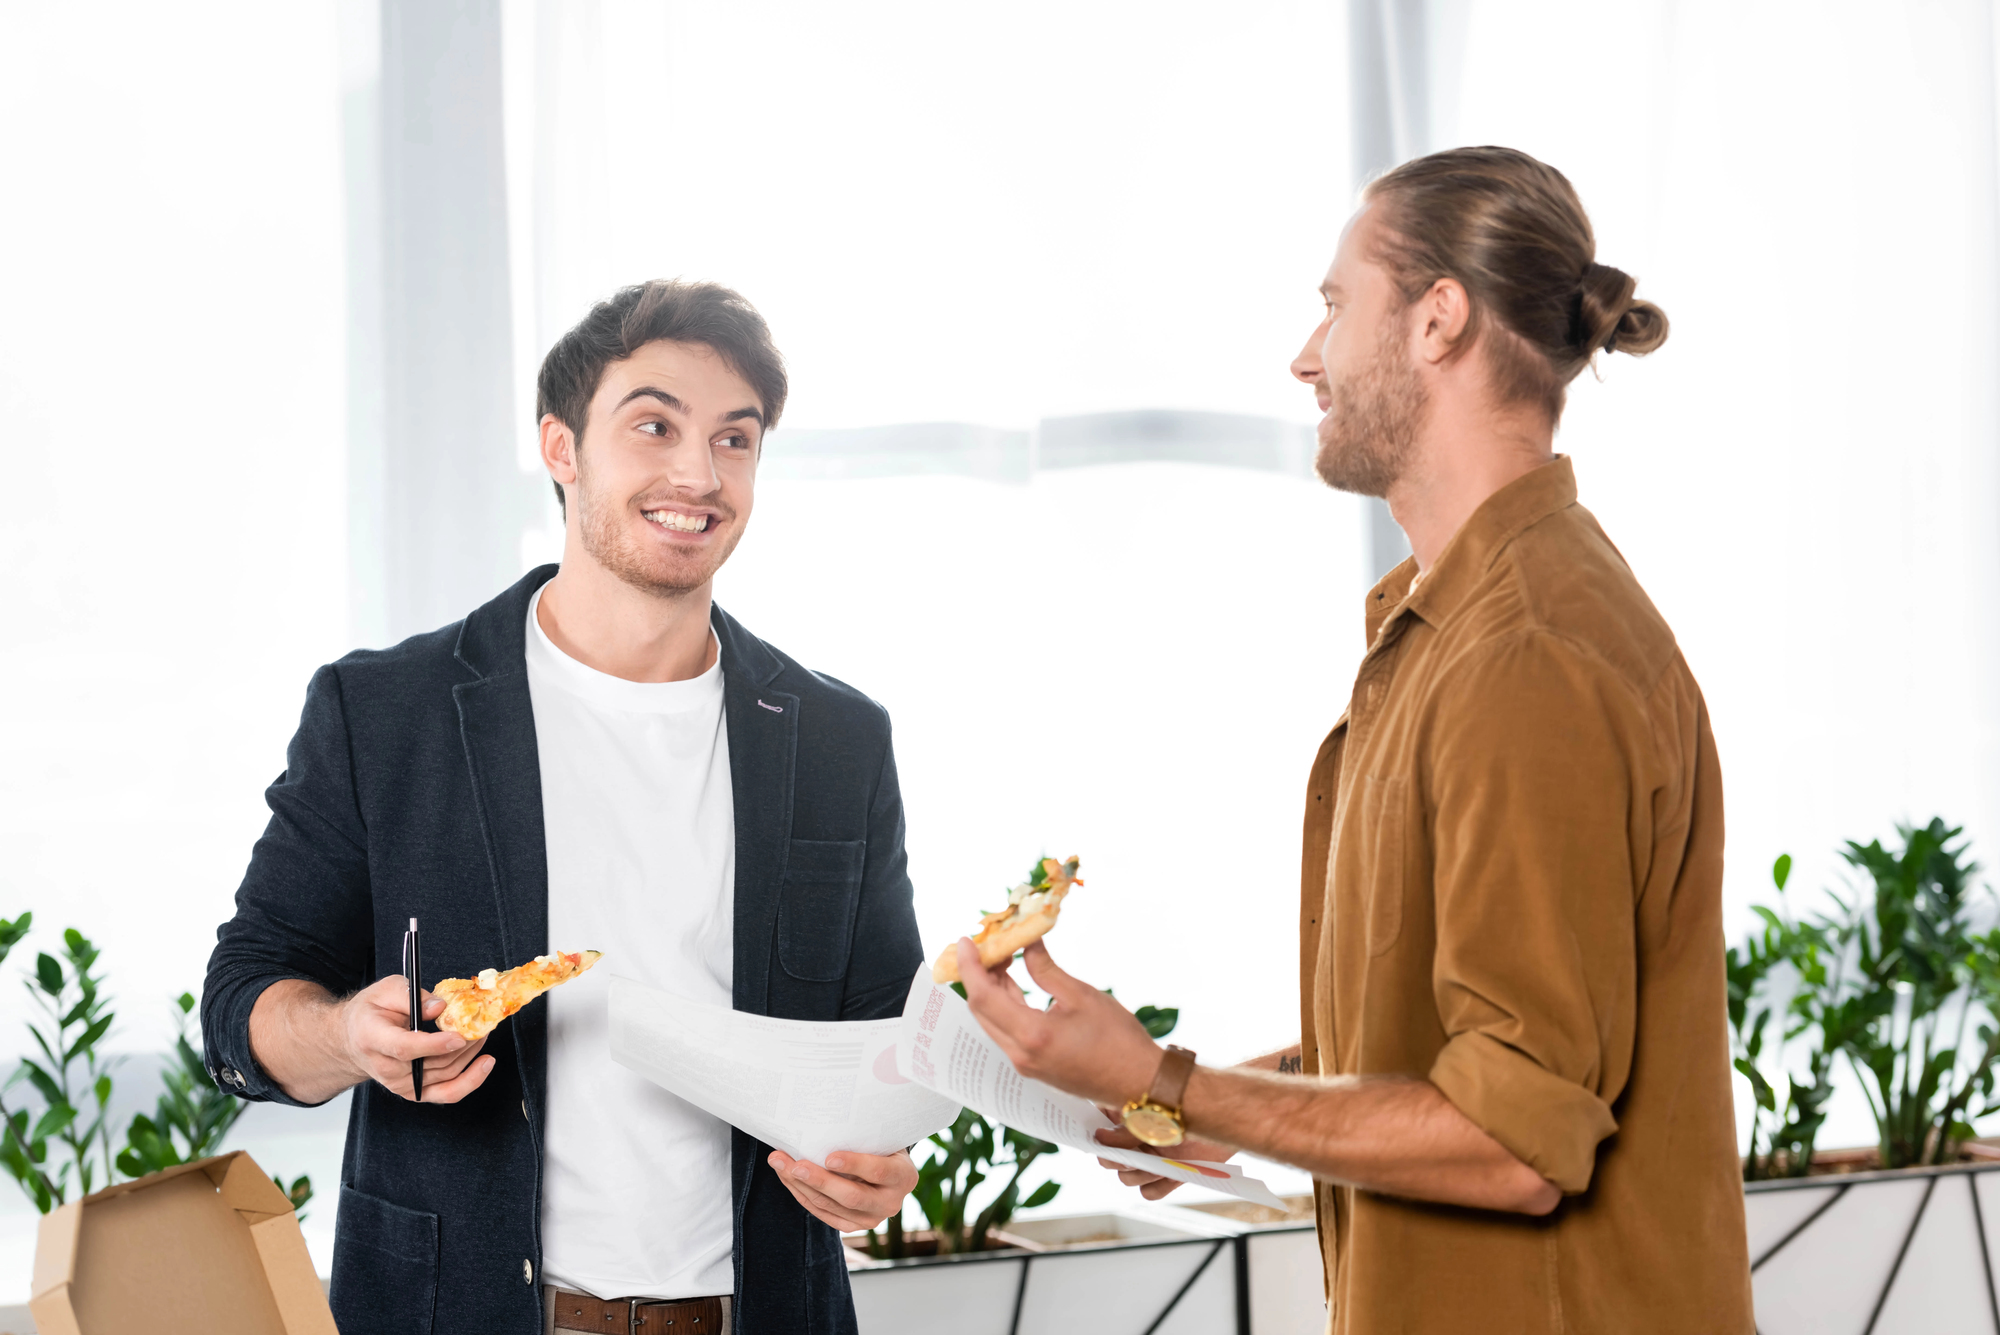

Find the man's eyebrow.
xmin=723 ymin=407 xmax=764 ymax=426
xmin=616 ymin=386 xmax=688 ymax=413
xmin=1320 ymin=282 xmax=1346 ymax=301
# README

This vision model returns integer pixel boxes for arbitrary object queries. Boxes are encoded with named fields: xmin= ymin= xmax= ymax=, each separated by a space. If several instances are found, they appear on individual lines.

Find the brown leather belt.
xmin=552 ymin=1289 xmax=725 ymax=1333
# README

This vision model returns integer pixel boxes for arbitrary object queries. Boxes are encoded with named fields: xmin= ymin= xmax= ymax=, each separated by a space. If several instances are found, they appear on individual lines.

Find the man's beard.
xmin=1313 ymin=317 xmax=1427 ymax=499
xmin=574 ymin=454 xmax=741 ymax=598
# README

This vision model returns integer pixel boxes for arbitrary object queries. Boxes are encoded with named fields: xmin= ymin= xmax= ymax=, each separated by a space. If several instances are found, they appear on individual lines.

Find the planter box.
xmin=843 ymin=1227 xmax=1044 ymax=1265
xmin=847 ymin=1205 xmax=1325 ymax=1334
xmin=1747 ymin=1159 xmax=2000 ymax=1334
xmin=1159 ymin=1196 xmax=1325 ymax=1335
xmin=847 ymin=1210 xmax=1234 ymax=1335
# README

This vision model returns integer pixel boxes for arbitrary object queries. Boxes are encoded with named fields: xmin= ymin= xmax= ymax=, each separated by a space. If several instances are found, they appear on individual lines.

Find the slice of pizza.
xmin=932 ymin=856 xmax=1081 ymax=983
xmin=433 ymin=949 xmax=603 ymax=1041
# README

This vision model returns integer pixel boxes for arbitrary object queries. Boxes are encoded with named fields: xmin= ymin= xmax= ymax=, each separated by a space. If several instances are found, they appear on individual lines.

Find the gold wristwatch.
xmin=1121 ymin=1044 xmax=1196 ymax=1147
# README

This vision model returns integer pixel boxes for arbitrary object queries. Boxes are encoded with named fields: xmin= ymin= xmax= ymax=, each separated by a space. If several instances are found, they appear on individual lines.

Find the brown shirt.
xmin=1299 ymin=458 xmax=1752 ymax=1333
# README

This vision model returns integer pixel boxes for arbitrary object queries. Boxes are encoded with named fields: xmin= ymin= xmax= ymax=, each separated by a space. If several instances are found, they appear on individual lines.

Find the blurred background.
xmin=2 ymin=0 xmax=1998 ymax=1299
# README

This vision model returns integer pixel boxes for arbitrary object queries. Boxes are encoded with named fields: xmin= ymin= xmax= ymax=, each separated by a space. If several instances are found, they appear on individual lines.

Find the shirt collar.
xmin=1362 ymin=455 xmax=1578 ymax=645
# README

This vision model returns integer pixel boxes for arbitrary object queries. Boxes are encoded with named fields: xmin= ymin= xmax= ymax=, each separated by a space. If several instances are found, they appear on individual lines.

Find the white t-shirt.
xmin=527 ymin=586 xmax=736 ymax=1301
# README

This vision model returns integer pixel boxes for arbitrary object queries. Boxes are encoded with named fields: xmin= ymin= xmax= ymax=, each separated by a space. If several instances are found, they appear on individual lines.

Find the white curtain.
xmin=0 ymin=7 xmax=349 ymax=1047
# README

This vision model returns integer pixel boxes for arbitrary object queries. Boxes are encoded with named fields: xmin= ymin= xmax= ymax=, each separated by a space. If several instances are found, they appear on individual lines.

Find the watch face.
xmin=1123 ymin=1104 xmax=1185 ymax=1148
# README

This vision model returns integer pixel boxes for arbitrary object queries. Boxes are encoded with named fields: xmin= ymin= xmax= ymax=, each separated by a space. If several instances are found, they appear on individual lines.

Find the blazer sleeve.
xmin=838 ymin=723 xmax=924 ymax=1021
xmin=200 ymin=664 xmax=376 ymax=1107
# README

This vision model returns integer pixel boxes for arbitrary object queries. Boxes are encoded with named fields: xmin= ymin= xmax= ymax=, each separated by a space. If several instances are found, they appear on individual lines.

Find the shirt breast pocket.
xmin=1360 ymin=774 xmax=1407 ymax=956
xmin=776 ymin=838 xmax=868 ymax=983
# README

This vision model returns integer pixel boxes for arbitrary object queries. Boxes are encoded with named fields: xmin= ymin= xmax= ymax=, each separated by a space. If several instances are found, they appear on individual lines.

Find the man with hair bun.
xmin=957 ymin=146 xmax=1754 ymax=1332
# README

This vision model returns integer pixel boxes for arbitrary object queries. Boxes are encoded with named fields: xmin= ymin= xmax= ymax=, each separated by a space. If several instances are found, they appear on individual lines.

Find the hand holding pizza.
xmin=338 ymin=974 xmax=495 ymax=1103
xmin=956 ymin=938 xmax=1162 ymax=1110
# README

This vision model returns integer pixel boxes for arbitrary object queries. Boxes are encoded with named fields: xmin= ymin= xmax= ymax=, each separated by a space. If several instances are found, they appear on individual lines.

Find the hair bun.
xmin=1578 ymin=261 xmax=1668 ymax=356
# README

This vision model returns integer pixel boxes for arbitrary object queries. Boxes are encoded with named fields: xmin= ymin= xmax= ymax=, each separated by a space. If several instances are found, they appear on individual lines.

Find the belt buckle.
xmin=628 ymin=1298 xmax=644 ymax=1333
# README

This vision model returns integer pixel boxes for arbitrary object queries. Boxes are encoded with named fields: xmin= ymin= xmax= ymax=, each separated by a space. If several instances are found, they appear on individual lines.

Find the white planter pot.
xmin=847 ymin=1204 xmax=1325 ymax=1335
xmin=1746 ymin=1160 xmax=2000 ymax=1334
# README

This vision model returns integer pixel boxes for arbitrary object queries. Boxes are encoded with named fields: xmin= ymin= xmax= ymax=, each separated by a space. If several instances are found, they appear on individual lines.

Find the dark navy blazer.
xmin=202 ymin=566 xmax=923 ymax=1334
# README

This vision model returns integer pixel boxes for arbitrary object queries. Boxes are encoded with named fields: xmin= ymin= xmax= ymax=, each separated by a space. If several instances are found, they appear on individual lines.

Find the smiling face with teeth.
xmin=540 ymin=338 xmax=766 ymax=601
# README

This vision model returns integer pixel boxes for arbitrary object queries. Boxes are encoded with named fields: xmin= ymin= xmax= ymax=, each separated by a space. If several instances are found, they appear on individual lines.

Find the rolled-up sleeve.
xmin=200 ymin=664 xmax=374 ymax=1107
xmin=1424 ymin=629 xmax=1652 ymax=1194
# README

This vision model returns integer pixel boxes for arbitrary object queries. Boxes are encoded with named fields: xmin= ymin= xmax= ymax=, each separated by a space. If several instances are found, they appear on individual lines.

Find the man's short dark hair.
xmin=537 ymin=279 xmax=789 ymax=510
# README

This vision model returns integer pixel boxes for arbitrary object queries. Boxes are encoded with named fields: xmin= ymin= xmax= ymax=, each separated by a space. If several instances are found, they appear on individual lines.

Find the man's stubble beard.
xmin=1313 ymin=314 xmax=1428 ymax=500
xmin=574 ymin=450 xmax=743 ymax=599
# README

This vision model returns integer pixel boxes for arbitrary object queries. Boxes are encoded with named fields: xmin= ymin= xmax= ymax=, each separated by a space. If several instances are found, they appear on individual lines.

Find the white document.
xmin=607 ymin=976 xmax=962 ymax=1164
xmin=896 ymin=969 xmax=1287 ymax=1209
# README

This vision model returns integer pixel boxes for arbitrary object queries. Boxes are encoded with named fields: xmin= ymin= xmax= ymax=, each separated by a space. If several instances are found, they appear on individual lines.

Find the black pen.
xmin=402 ymin=916 xmax=424 ymax=1102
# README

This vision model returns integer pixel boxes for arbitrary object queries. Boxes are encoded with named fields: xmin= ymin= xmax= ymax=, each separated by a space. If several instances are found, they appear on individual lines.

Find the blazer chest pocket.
xmin=777 ymin=838 xmax=868 ymax=982
xmin=1360 ymin=774 xmax=1407 ymax=956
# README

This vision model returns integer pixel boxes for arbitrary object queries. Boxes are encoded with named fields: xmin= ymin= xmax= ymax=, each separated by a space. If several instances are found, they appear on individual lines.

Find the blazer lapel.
xmin=715 ymin=604 xmax=796 ymax=1017
xmin=453 ymin=566 xmax=556 ymax=1124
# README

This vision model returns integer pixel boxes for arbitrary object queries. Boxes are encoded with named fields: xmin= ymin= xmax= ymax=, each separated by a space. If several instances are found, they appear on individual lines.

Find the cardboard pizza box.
xmin=28 ymin=1150 xmax=335 ymax=1335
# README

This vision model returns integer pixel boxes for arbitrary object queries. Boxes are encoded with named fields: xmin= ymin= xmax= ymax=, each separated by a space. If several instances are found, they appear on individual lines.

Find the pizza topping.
xmin=434 ymin=949 xmax=604 ymax=1041
xmin=932 ymin=856 xmax=1082 ymax=983
xmin=996 ymin=857 xmax=1072 ymax=924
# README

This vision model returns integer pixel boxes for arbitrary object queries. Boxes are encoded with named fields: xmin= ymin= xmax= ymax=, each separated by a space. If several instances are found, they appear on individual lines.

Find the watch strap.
xmin=1148 ymin=1044 xmax=1196 ymax=1113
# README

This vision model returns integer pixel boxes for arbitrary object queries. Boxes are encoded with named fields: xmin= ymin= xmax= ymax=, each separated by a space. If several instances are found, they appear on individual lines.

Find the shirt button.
xmin=222 ymin=1068 xmax=242 ymax=1087
xmin=523 ymin=1258 xmax=533 ymax=1284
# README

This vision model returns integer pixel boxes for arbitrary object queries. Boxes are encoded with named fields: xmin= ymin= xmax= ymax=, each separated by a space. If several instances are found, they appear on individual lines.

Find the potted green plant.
xmin=0 ymin=910 xmax=311 ymax=1216
xmin=1731 ymin=820 xmax=2000 ymax=1330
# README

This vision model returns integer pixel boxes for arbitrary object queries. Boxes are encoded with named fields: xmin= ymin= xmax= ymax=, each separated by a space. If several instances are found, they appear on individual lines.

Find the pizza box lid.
xmin=28 ymin=1149 xmax=335 ymax=1335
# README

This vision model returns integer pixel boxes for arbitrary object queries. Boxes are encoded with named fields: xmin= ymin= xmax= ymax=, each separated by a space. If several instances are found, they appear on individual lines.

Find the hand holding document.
xmin=896 ymin=969 xmax=1287 ymax=1209
xmin=608 ymin=969 xmax=1284 ymax=1208
xmin=607 ymin=977 xmax=961 ymax=1164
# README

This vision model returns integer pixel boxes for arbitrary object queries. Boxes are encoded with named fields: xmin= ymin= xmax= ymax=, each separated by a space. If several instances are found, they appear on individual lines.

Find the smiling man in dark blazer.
xmin=202 ymin=280 xmax=923 ymax=1335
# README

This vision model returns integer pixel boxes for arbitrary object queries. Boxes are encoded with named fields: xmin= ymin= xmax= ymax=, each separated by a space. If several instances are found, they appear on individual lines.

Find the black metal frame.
xmin=1746 ymin=1159 xmax=2000 ymax=1335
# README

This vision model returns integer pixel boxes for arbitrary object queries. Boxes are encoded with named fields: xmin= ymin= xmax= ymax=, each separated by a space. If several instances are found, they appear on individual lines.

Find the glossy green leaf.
xmin=66 ymin=1015 xmax=112 ymax=1063
xmin=1734 ymin=1058 xmax=1776 ymax=1112
xmin=1022 ymin=1179 xmax=1061 ymax=1208
xmin=30 ymin=1106 xmax=75 ymax=1142
xmin=21 ymin=1064 xmax=61 ymax=1108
